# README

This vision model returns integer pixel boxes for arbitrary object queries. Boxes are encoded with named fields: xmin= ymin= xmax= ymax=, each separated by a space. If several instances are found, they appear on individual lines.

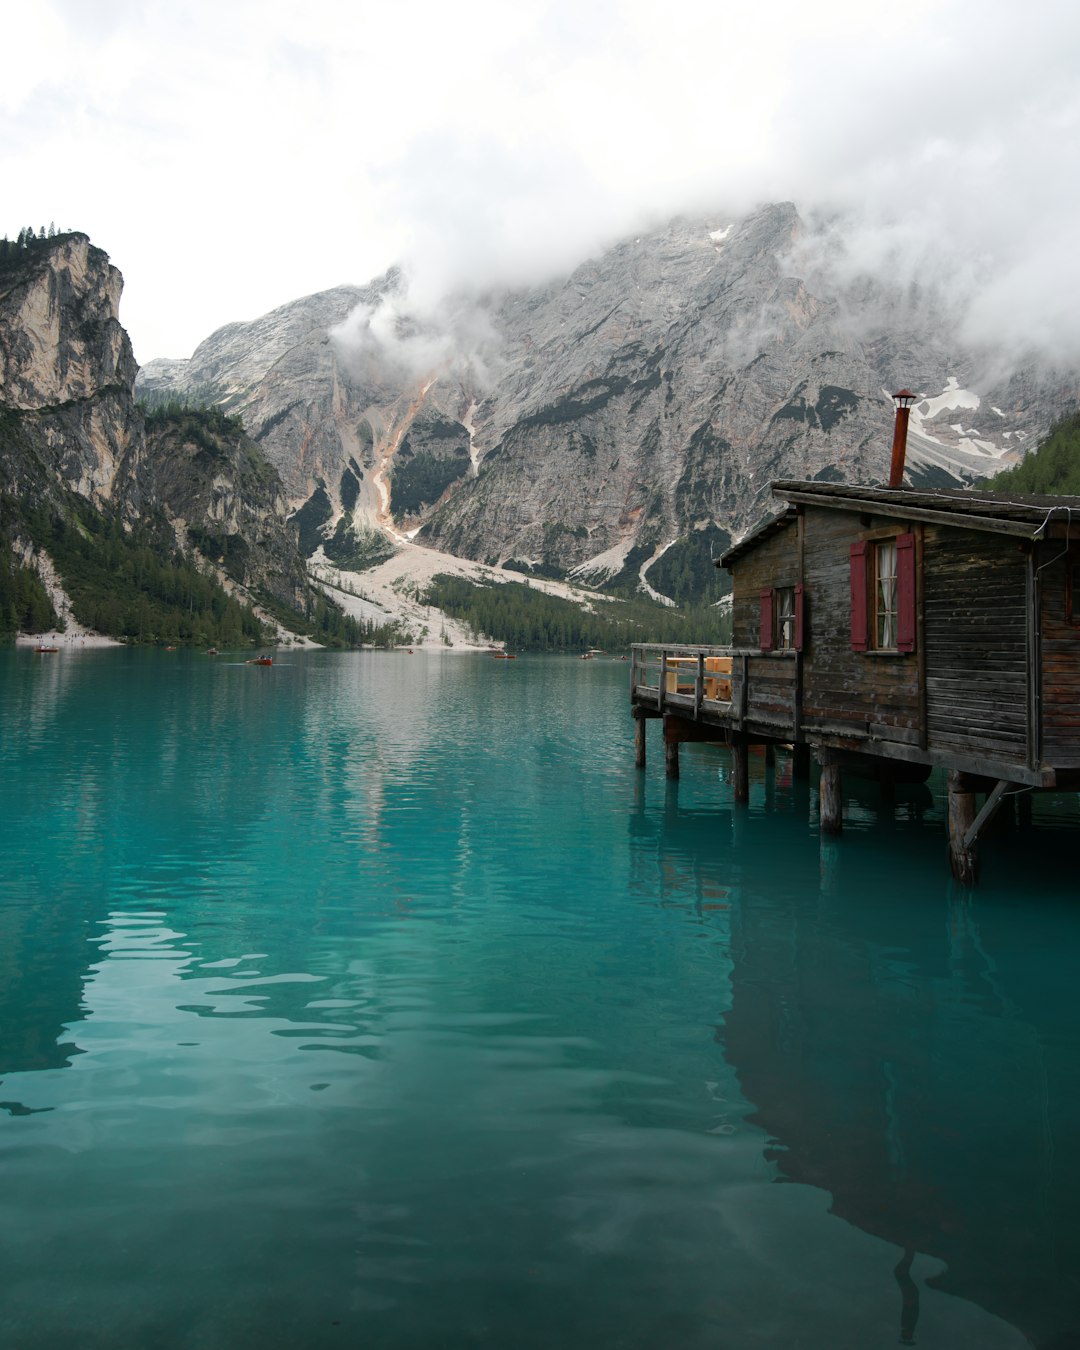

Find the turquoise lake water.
xmin=2 ymin=648 xmax=1079 ymax=1349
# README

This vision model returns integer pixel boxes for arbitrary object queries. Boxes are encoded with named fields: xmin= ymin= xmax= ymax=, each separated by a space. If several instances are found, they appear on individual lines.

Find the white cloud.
xmin=2 ymin=0 xmax=1079 ymax=365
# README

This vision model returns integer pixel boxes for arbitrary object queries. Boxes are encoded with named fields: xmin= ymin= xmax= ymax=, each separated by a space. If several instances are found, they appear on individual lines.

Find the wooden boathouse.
xmin=630 ymin=480 xmax=1080 ymax=881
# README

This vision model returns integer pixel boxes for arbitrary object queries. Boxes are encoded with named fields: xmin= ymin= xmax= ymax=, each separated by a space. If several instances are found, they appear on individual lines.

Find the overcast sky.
xmin=3 ymin=0 xmax=1079 ymax=366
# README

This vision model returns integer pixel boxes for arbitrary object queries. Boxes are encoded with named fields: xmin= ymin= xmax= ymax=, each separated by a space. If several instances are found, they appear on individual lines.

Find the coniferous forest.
xmin=2 ymin=496 xmax=409 ymax=649
xmin=0 ymin=535 xmax=59 ymax=637
xmin=424 ymin=573 xmax=731 ymax=651
xmin=16 ymin=501 xmax=266 ymax=647
xmin=982 ymin=413 xmax=1080 ymax=495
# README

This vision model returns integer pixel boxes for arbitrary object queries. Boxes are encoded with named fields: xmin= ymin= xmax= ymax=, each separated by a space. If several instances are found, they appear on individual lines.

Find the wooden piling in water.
xmin=633 ymin=708 xmax=648 ymax=770
xmin=947 ymin=770 xmax=978 ymax=884
xmin=731 ymin=735 xmax=749 ymax=803
xmin=664 ymin=736 xmax=680 ymax=780
xmin=819 ymin=759 xmax=843 ymax=834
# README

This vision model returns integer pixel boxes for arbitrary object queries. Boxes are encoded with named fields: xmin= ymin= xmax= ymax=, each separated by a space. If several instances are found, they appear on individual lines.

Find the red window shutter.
xmin=896 ymin=532 xmax=916 ymax=652
xmin=794 ymin=583 xmax=805 ymax=651
xmin=850 ymin=541 xmax=868 ymax=651
xmin=759 ymin=588 xmax=774 ymax=651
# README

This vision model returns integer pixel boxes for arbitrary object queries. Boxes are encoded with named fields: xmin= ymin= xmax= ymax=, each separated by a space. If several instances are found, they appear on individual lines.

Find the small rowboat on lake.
xmin=247 ymin=656 xmax=273 ymax=666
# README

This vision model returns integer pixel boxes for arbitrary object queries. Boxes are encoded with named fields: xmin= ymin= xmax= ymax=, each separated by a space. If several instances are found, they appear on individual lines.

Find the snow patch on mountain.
xmin=899 ymin=376 xmax=1020 ymax=480
xmin=919 ymin=377 xmax=981 ymax=421
xmin=639 ymin=540 xmax=678 ymax=607
xmin=569 ymin=538 xmax=635 ymax=584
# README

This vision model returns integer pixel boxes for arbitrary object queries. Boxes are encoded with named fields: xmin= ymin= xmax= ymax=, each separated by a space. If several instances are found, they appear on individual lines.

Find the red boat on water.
xmin=33 ymin=645 xmax=59 ymax=654
xmin=247 ymin=656 xmax=273 ymax=666
xmin=491 ymin=652 xmax=517 ymax=660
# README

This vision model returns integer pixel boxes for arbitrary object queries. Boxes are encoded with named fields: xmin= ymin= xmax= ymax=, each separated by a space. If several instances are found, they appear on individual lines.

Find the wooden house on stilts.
xmin=630 ymin=478 xmax=1080 ymax=881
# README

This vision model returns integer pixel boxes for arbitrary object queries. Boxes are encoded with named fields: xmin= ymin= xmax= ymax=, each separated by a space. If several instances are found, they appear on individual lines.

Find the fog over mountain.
xmin=139 ymin=201 xmax=1078 ymax=602
xmin=5 ymin=2 xmax=1079 ymax=365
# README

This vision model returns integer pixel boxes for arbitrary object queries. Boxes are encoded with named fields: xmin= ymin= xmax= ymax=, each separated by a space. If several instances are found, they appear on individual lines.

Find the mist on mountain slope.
xmin=10 ymin=2 xmax=1077 ymax=367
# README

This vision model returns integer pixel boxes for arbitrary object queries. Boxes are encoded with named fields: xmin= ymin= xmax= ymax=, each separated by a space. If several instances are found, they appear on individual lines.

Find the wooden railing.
xmin=630 ymin=643 xmax=801 ymax=734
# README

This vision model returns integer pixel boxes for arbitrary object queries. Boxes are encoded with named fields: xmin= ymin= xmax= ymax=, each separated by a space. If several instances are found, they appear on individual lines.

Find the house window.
xmin=850 ymin=533 xmax=916 ymax=653
xmin=776 ymin=586 xmax=797 ymax=649
xmin=759 ymin=584 xmax=804 ymax=652
xmin=875 ymin=542 xmax=898 ymax=649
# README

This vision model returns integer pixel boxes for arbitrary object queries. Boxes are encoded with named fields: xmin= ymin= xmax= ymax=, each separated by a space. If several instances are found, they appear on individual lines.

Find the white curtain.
xmin=877 ymin=542 xmax=897 ymax=648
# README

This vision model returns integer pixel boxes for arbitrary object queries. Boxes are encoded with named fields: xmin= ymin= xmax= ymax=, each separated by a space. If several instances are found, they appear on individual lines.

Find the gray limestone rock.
xmin=0 ymin=233 xmax=311 ymax=625
xmin=0 ymin=233 xmax=143 ymax=506
xmin=136 ymin=204 xmax=1078 ymax=598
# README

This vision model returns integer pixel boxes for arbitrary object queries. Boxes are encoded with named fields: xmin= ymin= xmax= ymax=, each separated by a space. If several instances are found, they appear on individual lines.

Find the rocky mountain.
xmin=141 ymin=404 xmax=309 ymax=611
xmin=0 ymin=232 xmax=312 ymax=636
xmin=139 ymin=203 xmax=1078 ymax=602
xmin=1 ymin=231 xmax=144 ymax=507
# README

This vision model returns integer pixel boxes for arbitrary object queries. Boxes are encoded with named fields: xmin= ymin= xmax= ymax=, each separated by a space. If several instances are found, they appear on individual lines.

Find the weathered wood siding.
xmin=744 ymin=654 xmax=798 ymax=731
xmin=923 ymin=525 xmax=1029 ymax=763
xmin=721 ymin=498 xmax=1075 ymax=776
xmin=730 ymin=524 xmax=799 ymax=649
xmin=1039 ymin=549 xmax=1080 ymax=765
xmin=800 ymin=507 xmax=919 ymax=744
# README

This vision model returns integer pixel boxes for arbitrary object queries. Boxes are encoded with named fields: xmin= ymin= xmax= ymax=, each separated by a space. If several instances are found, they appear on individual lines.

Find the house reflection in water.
xmin=717 ymin=874 xmax=1080 ymax=1349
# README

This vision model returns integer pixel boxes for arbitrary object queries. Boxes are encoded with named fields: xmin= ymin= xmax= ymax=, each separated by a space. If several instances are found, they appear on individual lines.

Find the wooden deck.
xmin=630 ymin=644 xmax=799 ymax=739
xmin=630 ymin=640 xmax=1080 ymax=883
xmin=630 ymin=642 xmax=1057 ymax=787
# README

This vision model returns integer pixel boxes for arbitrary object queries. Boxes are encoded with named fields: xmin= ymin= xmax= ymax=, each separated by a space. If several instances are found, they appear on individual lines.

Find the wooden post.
xmin=819 ymin=759 xmax=842 ymax=834
xmin=633 ymin=708 xmax=647 ymax=769
xmin=731 ymin=735 xmax=749 ymax=803
xmin=947 ymin=770 xmax=978 ymax=884
xmin=664 ymin=736 xmax=680 ymax=780
xmin=792 ymin=743 xmax=811 ymax=781
xmin=764 ymin=742 xmax=776 ymax=767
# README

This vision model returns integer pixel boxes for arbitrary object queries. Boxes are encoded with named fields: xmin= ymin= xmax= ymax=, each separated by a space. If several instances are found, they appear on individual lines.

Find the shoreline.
xmin=14 ymin=629 xmax=122 ymax=649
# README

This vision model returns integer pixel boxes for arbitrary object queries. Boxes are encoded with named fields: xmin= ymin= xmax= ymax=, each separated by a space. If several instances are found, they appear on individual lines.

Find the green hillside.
xmin=424 ymin=574 xmax=731 ymax=651
xmin=982 ymin=412 xmax=1080 ymax=494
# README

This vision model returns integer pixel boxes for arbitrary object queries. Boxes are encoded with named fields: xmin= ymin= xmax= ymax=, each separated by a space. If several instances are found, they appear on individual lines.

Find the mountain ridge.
xmin=0 ymin=233 xmax=344 ymax=644
xmin=139 ymin=203 xmax=1078 ymax=600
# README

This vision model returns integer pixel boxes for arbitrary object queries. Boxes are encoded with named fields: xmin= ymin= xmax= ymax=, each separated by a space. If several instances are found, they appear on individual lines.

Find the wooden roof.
xmin=718 ymin=481 xmax=1080 ymax=567
xmin=774 ymin=480 xmax=1080 ymax=533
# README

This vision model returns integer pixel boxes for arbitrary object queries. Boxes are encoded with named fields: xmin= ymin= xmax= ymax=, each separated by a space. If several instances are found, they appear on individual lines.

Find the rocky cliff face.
xmin=0 ymin=233 xmax=308 ymax=622
xmin=0 ymin=236 xmax=134 ymax=405
xmin=0 ymin=233 xmax=144 ymax=505
xmin=143 ymin=408 xmax=310 ymax=610
xmin=139 ymin=203 xmax=1078 ymax=600
xmin=141 ymin=405 xmax=310 ymax=607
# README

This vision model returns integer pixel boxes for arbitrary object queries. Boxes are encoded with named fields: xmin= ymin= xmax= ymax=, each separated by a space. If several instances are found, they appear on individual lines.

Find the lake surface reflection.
xmin=1 ymin=648 xmax=1078 ymax=1348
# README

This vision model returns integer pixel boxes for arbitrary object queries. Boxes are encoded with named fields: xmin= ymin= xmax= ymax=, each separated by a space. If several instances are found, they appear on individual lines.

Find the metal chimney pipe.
xmin=888 ymin=389 xmax=917 ymax=489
